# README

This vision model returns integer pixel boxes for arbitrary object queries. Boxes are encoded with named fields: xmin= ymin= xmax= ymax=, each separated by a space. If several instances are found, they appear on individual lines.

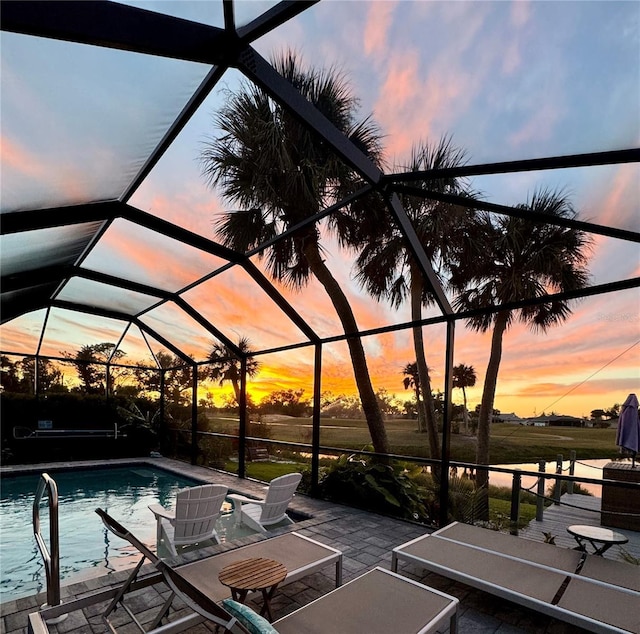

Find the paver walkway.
xmin=0 ymin=458 xmax=619 ymax=633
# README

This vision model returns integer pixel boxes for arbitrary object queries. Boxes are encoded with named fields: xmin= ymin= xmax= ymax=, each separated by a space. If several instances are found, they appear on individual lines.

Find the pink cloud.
xmin=501 ymin=38 xmax=524 ymax=76
xmin=132 ymin=179 xmax=225 ymax=236
xmin=508 ymin=101 xmax=563 ymax=147
xmin=510 ymin=1 xmax=532 ymax=29
xmin=372 ymin=5 xmax=495 ymax=161
xmin=584 ymin=163 xmax=639 ymax=229
xmin=375 ymin=51 xmax=473 ymax=159
xmin=363 ymin=1 xmax=397 ymax=58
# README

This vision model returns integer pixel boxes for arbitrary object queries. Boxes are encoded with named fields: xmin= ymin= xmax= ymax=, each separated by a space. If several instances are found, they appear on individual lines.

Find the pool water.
xmin=0 ymin=465 xmax=255 ymax=602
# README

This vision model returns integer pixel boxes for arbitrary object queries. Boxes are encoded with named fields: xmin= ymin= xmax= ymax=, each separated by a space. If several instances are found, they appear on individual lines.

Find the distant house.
xmin=524 ymin=415 xmax=585 ymax=427
xmin=492 ymin=412 xmax=523 ymax=424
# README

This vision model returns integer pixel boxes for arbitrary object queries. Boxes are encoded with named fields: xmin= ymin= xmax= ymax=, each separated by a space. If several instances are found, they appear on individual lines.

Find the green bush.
xmin=488 ymin=483 xmax=540 ymax=505
xmin=317 ymin=454 xmax=430 ymax=522
xmin=199 ymin=434 xmax=234 ymax=469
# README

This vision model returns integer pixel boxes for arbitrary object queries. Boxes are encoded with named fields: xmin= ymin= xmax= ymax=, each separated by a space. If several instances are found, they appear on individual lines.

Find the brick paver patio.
xmin=0 ymin=458 xmax=595 ymax=633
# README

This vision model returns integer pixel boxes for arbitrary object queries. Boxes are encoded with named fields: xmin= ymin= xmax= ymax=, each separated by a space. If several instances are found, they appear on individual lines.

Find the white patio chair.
xmin=149 ymin=483 xmax=228 ymax=557
xmin=228 ymin=472 xmax=302 ymax=533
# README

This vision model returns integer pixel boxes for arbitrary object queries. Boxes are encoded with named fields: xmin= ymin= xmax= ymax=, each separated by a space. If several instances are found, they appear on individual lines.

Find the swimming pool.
xmin=0 ymin=465 xmax=254 ymax=602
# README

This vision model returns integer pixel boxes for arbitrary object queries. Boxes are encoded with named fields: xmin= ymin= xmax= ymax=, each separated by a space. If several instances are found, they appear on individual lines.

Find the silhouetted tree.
xmin=200 ymin=51 xmax=390 ymax=455
xmin=206 ymin=337 xmax=260 ymax=405
xmin=452 ymin=364 xmax=476 ymax=433
xmin=452 ymin=189 xmax=591 ymax=501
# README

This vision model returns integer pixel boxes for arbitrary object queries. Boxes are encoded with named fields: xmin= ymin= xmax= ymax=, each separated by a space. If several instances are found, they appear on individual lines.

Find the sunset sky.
xmin=1 ymin=1 xmax=638 ymax=419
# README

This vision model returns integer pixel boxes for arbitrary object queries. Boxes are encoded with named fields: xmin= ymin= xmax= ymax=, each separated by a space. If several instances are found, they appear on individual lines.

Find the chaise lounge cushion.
xmin=272 ymin=567 xmax=457 ymax=634
xmin=557 ymin=577 xmax=640 ymax=633
xmin=578 ymin=554 xmax=640 ymax=592
xmin=434 ymin=520 xmax=583 ymax=572
xmin=395 ymin=531 xmax=568 ymax=604
xmin=176 ymin=531 xmax=341 ymax=602
xmin=393 ymin=522 xmax=640 ymax=634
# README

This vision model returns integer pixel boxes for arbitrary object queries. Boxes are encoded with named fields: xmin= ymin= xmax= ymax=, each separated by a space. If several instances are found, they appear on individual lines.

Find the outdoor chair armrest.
xmin=148 ymin=504 xmax=174 ymax=520
xmin=227 ymin=493 xmax=265 ymax=506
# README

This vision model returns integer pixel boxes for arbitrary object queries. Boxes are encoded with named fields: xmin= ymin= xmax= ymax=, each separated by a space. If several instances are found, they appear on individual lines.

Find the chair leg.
xmin=156 ymin=518 xmax=162 ymax=553
xmin=102 ymin=557 xmax=146 ymax=628
xmin=147 ymin=591 xmax=176 ymax=630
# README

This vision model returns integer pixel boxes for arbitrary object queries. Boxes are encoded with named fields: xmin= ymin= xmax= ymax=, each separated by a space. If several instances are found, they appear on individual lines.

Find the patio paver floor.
xmin=2 ymin=457 xmax=628 ymax=634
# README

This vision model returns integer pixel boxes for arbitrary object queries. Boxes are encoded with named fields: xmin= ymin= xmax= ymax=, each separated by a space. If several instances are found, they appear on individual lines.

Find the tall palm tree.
xmin=451 ymin=188 xmax=591 ymax=495
xmin=355 ymin=136 xmax=472 ymax=460
xmin=200 ymin=51 xmax=391 ymax=455
xmin=452 ymin=364 xmax=476 ymax=433
xmin=207 ymin=337 xmax=260 ymax=406
xmin=402 ymin=361 xmax=424 ymax=433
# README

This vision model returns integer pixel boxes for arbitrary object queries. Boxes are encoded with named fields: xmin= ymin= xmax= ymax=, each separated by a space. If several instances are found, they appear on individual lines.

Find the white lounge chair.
xmin=228 ymin=473 xmax=302 ymax=533
xmin=149 ymin=483 xmax=228 ymax=557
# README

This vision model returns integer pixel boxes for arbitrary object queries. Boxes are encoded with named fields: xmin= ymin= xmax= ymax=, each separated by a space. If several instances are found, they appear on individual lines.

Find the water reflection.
xmin=1 ymin=467 xmax=207 ymax=602
xmin=489 ymin=458 xmax=633 ymax=495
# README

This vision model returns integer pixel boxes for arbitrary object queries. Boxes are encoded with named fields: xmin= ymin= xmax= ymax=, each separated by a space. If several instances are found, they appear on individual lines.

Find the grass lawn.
xmin=489 ymin=498 xmax=537 ymax=529
xmin=204 ymin=415 xmax=611 ymax=529
xmin=205 ymin=414 xmax=618 ymax=464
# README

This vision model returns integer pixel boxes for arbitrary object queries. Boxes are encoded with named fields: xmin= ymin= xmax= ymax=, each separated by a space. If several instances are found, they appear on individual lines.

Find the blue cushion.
xmin=222 ymin=599 xmax=280 ymax=634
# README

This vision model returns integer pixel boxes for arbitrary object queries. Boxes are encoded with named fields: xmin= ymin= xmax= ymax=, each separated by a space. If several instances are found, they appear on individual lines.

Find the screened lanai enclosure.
xmin=1 ymin=1 xmax=638 ymax=525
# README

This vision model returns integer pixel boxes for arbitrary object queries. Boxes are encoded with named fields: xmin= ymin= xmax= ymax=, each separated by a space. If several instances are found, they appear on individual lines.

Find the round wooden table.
xmin=567 ymin=524 xmax=628 ymax=556
xmin=218 ymin=557 xmax=287 ymax=621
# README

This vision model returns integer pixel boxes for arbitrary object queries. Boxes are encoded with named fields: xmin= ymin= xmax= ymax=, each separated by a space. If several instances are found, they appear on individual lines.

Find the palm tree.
xmin=207 ymin=337 xmax=260 ymax=406
xmin=402 ymin=362 xmax=424 ymax=433
xmin=355 ymin=136 xmax=472 ymax=460
xmin=452 ymin=364 xmax=476 ymax=433
xmin=200 ymin=51 xmax=391 ymax=455
xmin=451 ymin=188 xmax=591 ymax=495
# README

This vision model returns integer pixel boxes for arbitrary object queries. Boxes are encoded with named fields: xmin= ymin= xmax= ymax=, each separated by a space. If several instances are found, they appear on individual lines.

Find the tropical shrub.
xmin=317 ymin=454 xmax=430 ymax=522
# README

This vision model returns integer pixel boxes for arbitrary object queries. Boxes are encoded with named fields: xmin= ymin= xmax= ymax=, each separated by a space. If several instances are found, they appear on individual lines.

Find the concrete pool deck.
xmin=1 ymin=457 xmax=629 ymax=633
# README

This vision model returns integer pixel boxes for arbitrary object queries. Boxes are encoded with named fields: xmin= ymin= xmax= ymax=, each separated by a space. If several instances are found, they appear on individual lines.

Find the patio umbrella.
xmin=616 ymin=393 xmax=640 ymax=468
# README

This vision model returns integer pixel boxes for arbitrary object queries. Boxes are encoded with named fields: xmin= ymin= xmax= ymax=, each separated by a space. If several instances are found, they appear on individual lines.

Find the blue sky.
xmin=1 ymin=1 xmax=638 ymax=417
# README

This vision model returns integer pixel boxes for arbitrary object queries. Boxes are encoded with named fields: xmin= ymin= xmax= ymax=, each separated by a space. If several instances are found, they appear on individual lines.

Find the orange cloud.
xmin=1 ymin=136 xmax=47 ymax=177
xmin=182 ymin=268 xmax=312 ymax=352
xmin=91 ymin=220 xmax=226 ymax=293
xmin=133 ymin=183 xmax=226 ymax=237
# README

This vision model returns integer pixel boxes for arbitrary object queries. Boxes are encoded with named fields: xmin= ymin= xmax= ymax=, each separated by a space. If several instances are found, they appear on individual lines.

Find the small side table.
xmin=218 ymin=557 xmax=287 ymax=621
xmin=567 ymin=524 xmax=628 ymax=556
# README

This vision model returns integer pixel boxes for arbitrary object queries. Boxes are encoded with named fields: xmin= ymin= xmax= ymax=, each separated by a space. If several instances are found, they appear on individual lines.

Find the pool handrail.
xmin=33 ymin=473 xmax=61 ymax=609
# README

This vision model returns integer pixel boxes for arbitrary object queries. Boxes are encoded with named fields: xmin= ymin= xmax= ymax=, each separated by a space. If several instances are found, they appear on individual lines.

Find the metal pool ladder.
xmin=33 ymin=473 xmax=66 ymax=621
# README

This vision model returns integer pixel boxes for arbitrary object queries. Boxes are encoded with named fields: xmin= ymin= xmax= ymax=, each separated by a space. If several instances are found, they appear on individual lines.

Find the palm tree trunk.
xmin=410 ymin=264 xmax=441 ymax=460
xmin=231 ymin=378 xmax=241 ymax=405
xmin=303 ymin=243 xmax=391 ymax=456
xmin=415 ymin=387 xmax=426 ymax=433
xmin=475 ymin=311 xmax=509 ymax=516
xmin=462 ymin=387 xmax=469 ymax=433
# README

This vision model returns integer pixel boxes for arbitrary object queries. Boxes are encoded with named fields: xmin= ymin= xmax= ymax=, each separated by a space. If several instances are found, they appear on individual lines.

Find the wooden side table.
xmin=218 ymin=557 xmax=287 ymax=621
xmin=567 ymin=524 xmax=628 ymax=556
